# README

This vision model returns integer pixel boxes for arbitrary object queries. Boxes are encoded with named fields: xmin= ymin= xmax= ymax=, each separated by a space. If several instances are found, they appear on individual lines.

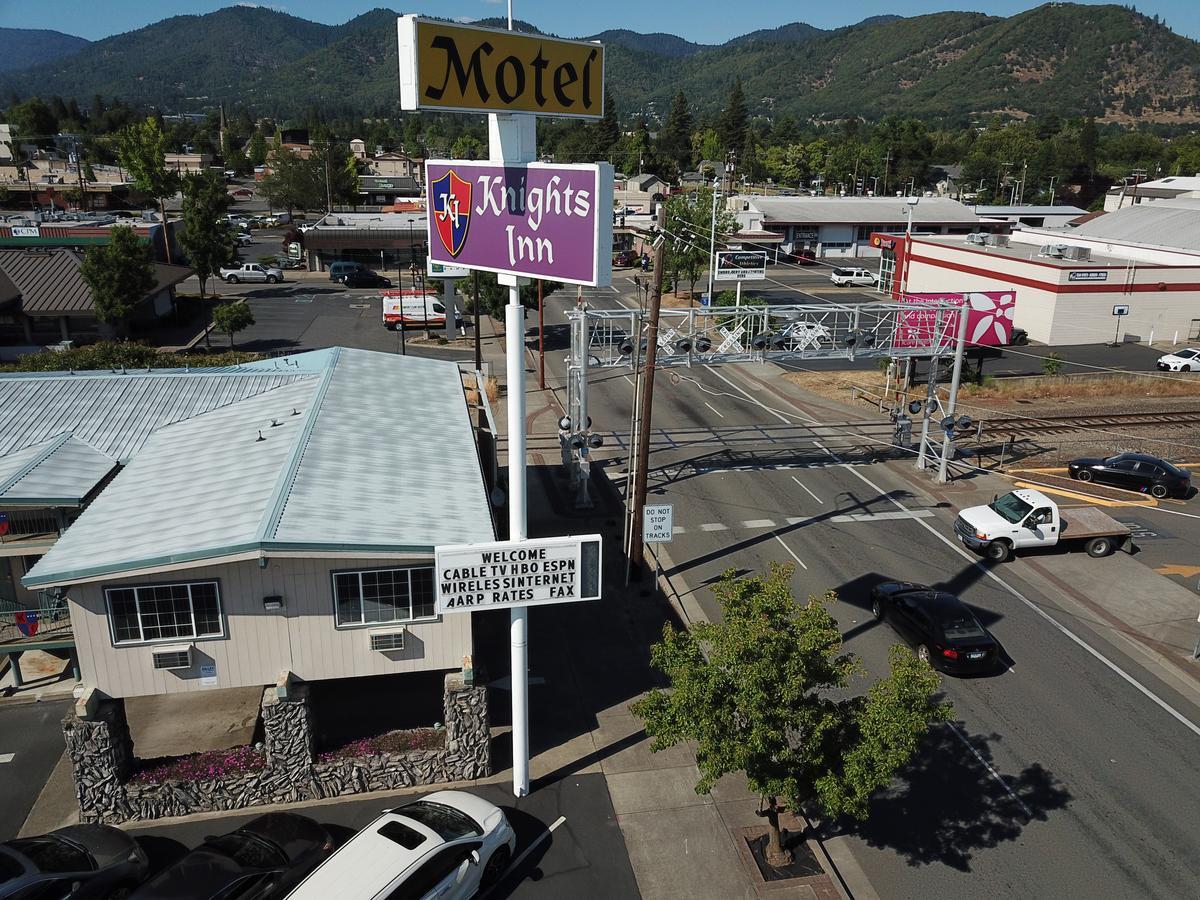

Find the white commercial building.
xmin=1103 ymin=174 xmax=1200 ymax=212
xmin=892 ymin=198 xmax=1200 ymax=345
xmin=731 ymin=195 xmax=987 ymax=259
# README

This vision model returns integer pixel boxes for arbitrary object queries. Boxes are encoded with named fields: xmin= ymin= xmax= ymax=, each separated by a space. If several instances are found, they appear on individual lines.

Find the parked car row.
xmin=0 ymin=792 xmax=515 ymax=900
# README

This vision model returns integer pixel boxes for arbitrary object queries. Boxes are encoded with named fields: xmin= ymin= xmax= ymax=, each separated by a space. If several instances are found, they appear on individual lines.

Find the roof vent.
xmin=291 ymin=407 xmax=301 ymax=416
xmin=256 ymin=430 xmax=265 ymax=442
xmin=270 ymin=418 xmax=281 ymax=427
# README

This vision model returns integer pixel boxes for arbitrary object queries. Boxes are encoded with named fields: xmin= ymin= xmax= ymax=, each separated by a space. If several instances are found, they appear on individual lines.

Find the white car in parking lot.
xmin=1156 ymin=347 xmax=1200 ymax=371
xmin=286 ymin=791 xmax=515 ymax=900
xmin=829 ymin=267 xmax=878 ymax=287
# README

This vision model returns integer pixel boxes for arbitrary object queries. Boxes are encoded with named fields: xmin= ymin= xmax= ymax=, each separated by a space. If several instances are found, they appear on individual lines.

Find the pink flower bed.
xmin=129 ymin=745 xmax=266 ymax=784
xmin=317 ymin=728 xmax=444 ymax=763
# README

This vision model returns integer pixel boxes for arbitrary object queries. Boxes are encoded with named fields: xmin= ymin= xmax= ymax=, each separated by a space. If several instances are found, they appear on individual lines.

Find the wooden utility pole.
xmin=628 ymin=203 xmax=668 ymax=576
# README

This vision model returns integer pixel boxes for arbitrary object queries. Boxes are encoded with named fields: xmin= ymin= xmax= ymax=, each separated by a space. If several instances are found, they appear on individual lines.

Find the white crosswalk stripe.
xmin=829 ymin=510 xmax=936 ymax=523
xmin=742 ymin=519 xmax=777 ymax=528
xmin=700 ymin=523 xmax=729 ymax=532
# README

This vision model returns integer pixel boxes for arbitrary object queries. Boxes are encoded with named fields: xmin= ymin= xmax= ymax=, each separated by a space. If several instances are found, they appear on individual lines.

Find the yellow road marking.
xmin=1011 ymin=481 xmax=1158 ymax=507
xmin=1155 ymin=564 xmax=1200 ymax=578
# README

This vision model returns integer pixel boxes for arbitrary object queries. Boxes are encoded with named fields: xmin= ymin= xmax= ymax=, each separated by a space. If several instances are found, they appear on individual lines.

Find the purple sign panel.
xmin=426 ymin=159 xmax=613 ymax=286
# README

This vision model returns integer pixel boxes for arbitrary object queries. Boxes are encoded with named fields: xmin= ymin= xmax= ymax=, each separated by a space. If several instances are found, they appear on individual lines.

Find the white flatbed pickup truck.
xmin=953 ymin=488 xmax=1134 ymax=563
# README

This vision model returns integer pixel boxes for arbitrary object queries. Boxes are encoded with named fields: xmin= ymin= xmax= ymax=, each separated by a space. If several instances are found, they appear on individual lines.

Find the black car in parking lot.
xmin=1067 ymin=452 xmax=1190 ymax=499
xmin=0 ymin=824 xmax=149 ymax=899
xmin=129 ymin=813 xmax=332 ymax=900
xmin=869 ymin=582 xmax=1001 ymax=675
xmin=341 ymin=269 xmax=393 ymax=288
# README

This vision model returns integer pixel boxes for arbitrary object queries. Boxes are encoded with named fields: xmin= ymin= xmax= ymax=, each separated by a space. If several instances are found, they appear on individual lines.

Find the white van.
xmin=382 ymin=291 xmax=459 ymax=330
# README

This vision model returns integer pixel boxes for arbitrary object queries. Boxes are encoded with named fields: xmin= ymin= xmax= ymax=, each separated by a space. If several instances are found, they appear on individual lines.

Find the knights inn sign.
xmin=426 ymin=159 xmax=614 ymax=286
xmin=398 ymin=16 xmax=606 ymax=118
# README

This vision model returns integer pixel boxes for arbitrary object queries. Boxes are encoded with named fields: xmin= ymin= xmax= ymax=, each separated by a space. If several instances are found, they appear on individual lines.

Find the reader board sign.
xmin=643 ymin=504 xmax=674 ymax=543
xmin=428 ymin=259 xmax=470 ymax=279
xmin=398 ymin=16 xmax=605 ymax=119
xmin=895 ymin=291 xmax=1016 ymax=350
xmin=436 ymin=535 xmax=602 ymax=613
xmin=426 ymin=159 xmax=614 ymax=286
xmin=715 ymin=251 xmax=767 ymax=281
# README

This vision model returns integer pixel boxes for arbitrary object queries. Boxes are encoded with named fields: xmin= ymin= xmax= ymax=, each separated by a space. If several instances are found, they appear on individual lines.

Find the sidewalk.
xmin=484 ymin=323 xmax=848 ymax=899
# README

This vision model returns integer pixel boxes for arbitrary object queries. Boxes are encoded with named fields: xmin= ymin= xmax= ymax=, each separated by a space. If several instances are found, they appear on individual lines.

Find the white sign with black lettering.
xmin=1112 ymin=304 xmax=1130 ymax=316
xmin=643 ymin=504 xmax=674 ymax=543
xmin=436 ymin=535 xmax=602 ymax=613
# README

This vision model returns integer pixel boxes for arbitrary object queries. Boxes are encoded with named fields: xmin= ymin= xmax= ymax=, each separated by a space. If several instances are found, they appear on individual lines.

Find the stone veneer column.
xmin=261 ymin=683 xmax=315 ymax=773
xmin=443 ymin=673 xmax=490 ymax=780
xmin=61 ymin=698 xmax=134 ymax=823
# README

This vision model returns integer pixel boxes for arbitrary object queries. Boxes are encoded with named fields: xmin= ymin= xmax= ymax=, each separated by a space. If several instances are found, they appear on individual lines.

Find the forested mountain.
xmin=0 ymin=27 xmax=90 ymax=73
xmin=1 ymin=3 xmax=1198 ymax=124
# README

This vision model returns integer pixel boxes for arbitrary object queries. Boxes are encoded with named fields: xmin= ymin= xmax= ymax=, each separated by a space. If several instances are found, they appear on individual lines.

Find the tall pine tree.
xmin=657 ymin=91 xmax=694 ymax=177
xmin=594 ymin=87 xmax=620 ymax=159
xmin=719 ymin=78 xmax=748 ymax=157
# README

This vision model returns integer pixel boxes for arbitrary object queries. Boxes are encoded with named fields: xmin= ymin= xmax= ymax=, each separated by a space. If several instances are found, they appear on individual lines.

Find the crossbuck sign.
xmin=436 ymin=535 xmax=602 ymax=613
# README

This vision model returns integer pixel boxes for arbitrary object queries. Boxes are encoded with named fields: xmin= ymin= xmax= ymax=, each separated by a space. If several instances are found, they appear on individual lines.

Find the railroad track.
xmin=978 ymin=409 xmax=1200 ymax=435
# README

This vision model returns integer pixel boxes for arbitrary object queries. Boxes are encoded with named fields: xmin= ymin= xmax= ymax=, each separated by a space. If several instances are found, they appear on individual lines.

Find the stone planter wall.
xmin=64 ymin=674 xmax=490 ymax=824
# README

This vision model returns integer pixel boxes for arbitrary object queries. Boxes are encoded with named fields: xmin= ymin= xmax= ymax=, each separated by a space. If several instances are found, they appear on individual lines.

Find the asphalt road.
xmin=0 ymin=699 xmax=72 ymax=841
xmin=536 ymin=271 xmax=1200 ymax=896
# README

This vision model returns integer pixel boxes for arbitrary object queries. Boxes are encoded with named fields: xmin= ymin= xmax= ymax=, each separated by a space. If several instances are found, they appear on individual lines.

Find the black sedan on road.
xmin=130 ymin=813 xmax=332 ymax=900
xmin=870 ymin=582 xmax=1001 ymax=675
xmin=341 ymin=269 xmax=393 ymax=289
xmin=0 ymin=824 xmax=149 ymax=899
xmin=1067 ymin=452 xmax=1190 ymax=499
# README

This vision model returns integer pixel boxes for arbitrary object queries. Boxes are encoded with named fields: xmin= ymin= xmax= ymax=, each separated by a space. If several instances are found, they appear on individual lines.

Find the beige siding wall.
xmin=69 ymin=556 xmax=471 ymax=699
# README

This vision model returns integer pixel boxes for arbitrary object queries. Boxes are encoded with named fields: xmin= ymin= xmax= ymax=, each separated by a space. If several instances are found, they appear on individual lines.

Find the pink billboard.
xmin=895 ymin=291 xmax=1016 ymax=350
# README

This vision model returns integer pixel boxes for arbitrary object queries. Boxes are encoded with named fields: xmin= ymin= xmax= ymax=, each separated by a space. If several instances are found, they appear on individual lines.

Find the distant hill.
xmin=0 ymin=27 xmax=89 ymax=73
xmin=1 ymin=3 xmax=1198 ymax=124
xmin=587 ymin=29 xmax=712 ymax=58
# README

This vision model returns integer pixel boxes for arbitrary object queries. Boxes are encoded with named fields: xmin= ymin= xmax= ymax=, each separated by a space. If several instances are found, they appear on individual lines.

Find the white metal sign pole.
xmin=493 ymin=12 xmax=537 ymax=800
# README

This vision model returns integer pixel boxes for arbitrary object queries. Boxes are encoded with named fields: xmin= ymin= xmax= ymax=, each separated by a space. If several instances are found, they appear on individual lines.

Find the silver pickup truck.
xmin=219 ymin=263 xmax=283 ymax=284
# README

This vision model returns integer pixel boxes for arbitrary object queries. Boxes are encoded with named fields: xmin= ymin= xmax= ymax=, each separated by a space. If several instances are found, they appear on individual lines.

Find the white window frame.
xmin=105 ymin=580 xmax=224 ymax=646
xmin=331 ymin=565 xmax=439 ymax=629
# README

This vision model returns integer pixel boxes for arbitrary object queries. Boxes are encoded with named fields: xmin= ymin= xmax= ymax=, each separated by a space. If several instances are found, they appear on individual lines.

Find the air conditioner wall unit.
xmin=369 ymin=627 xmax=406 ymax=652
xmin=151 ymin=644 xmax=193 ymax=670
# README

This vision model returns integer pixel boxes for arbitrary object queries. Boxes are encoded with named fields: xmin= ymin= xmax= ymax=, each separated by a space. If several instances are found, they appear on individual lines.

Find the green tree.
xmin=454 ymin=271 xmax=561 ymax=318
xmin=116 ymin=116 xmax=181 ymax=262
xmin=656 ymin=91 xmax=695 ymax=178
xmin=595 ymin=87 xmax=620 ymax=158
xmin=1079 ymin=117 xmax=1098 ymax=178
xmin=719 ymin=78 xmax=748 ymax=156
xmin=261 ymin=146 xmax=320 ymax=214
xmin=632 ymin=565 xmax=950 ymax=865
xmin=212 ymin=300 xmax=255 ymax=350
xmin=450 ymin=134 xmax=485 ymax=160
xmin=79 ymin=226 xmax=157 ymax=335
xmin=664 ymin=187 xmax=737 ymax=303
xmin=180 ymin=171 xmax=236 ymax=339
xmin=247 ymin=130 xmax=268 ymax=167
xmin=7 ymin=97 xmax=57 ymax=144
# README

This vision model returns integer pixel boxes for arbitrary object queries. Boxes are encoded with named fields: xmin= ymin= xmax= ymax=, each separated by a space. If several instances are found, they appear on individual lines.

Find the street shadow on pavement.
xmin=484 ymin=807 xmax=552 ymax=898
xmin=843 ymin=722 xmax=1072 ymax=871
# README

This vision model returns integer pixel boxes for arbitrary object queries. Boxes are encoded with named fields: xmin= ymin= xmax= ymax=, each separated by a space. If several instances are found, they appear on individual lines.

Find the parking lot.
xmin=120 ymin=773 xmax=637 ymax=899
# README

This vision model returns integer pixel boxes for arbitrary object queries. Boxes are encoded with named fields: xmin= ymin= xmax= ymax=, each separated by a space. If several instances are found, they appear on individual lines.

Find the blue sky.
xmin=2 ymin=0 xmax=1197 ymax=43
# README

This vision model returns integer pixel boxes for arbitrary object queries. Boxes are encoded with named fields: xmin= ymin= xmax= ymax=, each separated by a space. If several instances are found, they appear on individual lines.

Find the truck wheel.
xmin=266 ymin=275 xmax=278 ymax=284
xmin=1076 ymin=470 xmax=1093 ymax=482
xmin=227 ymin=275 xmax=239 ymax=284
xmin=1150 ymin=484 xmax=1169 ymax=499
xmin=984 ymin=541 xmax=1010 ymax=563
xmin=1086 ymin=537 xmax=1113 ymax=558
xmin=871 ymin=598 xmax=882 ymax=619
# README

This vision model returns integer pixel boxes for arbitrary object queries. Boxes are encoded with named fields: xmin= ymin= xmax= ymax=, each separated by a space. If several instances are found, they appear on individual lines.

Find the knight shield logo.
xmin=15 ymin=611 xmax=39 ymax=637
xmin=432 ymin=170 xmax=472 ymax=258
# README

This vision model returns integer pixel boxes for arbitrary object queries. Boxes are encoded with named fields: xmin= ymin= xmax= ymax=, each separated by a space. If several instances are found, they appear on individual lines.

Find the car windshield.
xmin=0 ymin=849 xmax=25 ymax=883
xmin=397 ymin=802 xmax=482 ymax=841
xmin=989 ymin=492 xmax=1033 ymax=524
xmin=1177 ymin=350 xmax=1198 ymax=359
xmin=6 ymin=837 xmax=94 ymax=874
xmin=206 ymin=833 xmax=287 ymax=869
xmin=832 ymin=268 xmax=849 ymax=276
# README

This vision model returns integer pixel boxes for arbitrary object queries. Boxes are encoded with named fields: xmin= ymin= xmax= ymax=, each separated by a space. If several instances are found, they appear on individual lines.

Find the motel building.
xmin=0 ymin=348 xmax=499 ymax=821
xmin=875 ymin=198 xmax=1200 ymax=345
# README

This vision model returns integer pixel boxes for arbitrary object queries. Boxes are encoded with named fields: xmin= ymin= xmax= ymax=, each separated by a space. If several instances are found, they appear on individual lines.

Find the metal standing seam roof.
xmin=0 ymin=268 xmax=18 ymax=305
xmin=0 ymin=248 xmax=193 ymax=314
xmin=743 ymin=196 xmax=984 ymax=226
xmin=0 ymin=369 xmax=314 ymax=462
xmin=23 ymin=348 xmax=496 ymax=587
xmin=0 ymin=434 xmax=118 ymax=506
xmin=1065 ymin=200 xmax=1200 ymax=254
